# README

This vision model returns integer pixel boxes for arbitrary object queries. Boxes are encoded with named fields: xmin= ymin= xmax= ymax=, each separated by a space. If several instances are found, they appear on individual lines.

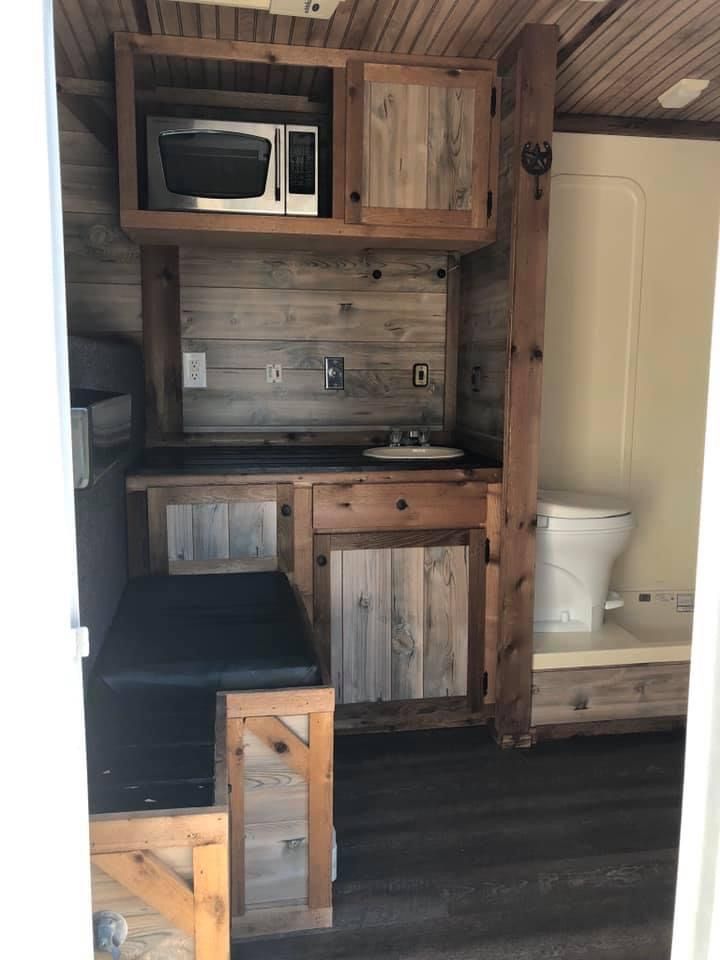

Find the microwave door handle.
xmin=274 ymin=128 xmax=281 ymax=203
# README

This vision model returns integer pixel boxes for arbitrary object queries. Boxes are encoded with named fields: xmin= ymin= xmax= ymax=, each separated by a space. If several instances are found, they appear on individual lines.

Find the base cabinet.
xmin=329 ymin=543 xmax=469 ymax=704
xmin=314 ymin=529 xmax=486 ymax=712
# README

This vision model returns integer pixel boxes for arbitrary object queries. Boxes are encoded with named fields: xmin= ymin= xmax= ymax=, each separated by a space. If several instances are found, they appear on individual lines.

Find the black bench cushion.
xmin=96 ymin=571 xmax=320 ymax=697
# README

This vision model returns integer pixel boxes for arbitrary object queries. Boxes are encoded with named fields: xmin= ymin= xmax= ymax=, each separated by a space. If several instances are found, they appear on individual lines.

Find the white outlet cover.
xmin=183 ymin=352 xmax=207 ymax=389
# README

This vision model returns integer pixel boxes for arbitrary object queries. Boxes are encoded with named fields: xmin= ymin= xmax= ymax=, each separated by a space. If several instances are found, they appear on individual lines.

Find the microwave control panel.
xmin=288 ymin=130 xmax=316 ymax=196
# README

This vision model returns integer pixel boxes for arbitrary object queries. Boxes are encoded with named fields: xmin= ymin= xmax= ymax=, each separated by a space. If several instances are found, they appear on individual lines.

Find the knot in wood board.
xmin=272 ymin=739 xmax=289 ymax=754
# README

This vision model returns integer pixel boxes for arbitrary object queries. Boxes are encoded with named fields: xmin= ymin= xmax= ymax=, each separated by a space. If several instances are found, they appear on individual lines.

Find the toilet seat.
xmin=537 ymin=489 xmax=633 ymax=533
xmin=538 ymin=489 xmax=632 ymax=520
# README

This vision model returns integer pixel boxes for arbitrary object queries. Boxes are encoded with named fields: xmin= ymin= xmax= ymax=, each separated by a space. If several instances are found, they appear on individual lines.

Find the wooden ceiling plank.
xmin=178 ymin=4 xmax=205 ymax=89
xmin=678 ymin=85 xmax=720 ymax=121
xmin=54 ymin=29 xmax=77 ymax=78
xmin=250 ymin=11 xmax=274 ymax=92
xmin=157 ymin=1 xmax=190 ymax=87
xmin=124 ymin=0 xmax=152 ymax=33
xmin=146 ymin=0 xmax=171 ymax=86
xmin=477 ymin=0 xmax=550 ymax=59
xmin=489 ymin=0 xmax=571 ymax=67
xmin=555 ymin=0 xmax=678 ymax=96
xmin=198 ymin=5 xmax=220 ymax=89
xmin=216 ymin=6 xmax=238 ymax=90
xmin=268 ymin=16 xmax=293 ymax=95
xmin=557 ymin=0 xmax=687 ymax=110
xmin=55 ymin=0 xmax=99 ymax=77
xmin=571 ymin=0 xmax=719 ymax=116
xmin=283 ymin=16 xmax=312 ymax=95
xmin=391 ymin=0 xmax=443 ymax=55
xmin=98 ymin=0 xmax=131 ymax=33
xmin=322 ymin=0 xmax=358 ymax=49
xmin=555 ymin=112 xmax=720 ymax=140
xmin=297 ymin=12 xmax=333 ymax=98
xmin=426 ymin=0 xmax=477 ymax=56
xmin=402 ymin=0 xmax=456 ymax=55
xmin=373 ymin=0 xmax=417 ymax=53
xmin=440 ymin=0 xmax=495 ymax=56
xmin=342 ymin=0 xmax=378 ymax=48
xmin=602 ymin=26 xmax=720 ymax=118
xmin=78 ymin=0 xmax=116 ymax=76
xmin=358 ymin=0 xmax=396 ymax=50
xmin=556 ymin=0 xmax=629 ymax=68
xmin=64 ymin=0 xmax=107 ymax=76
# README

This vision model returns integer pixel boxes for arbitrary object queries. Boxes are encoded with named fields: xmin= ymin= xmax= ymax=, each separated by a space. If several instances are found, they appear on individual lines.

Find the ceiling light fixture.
xmin=658 ymin=78 xmax=710 ymax=109
xmin=175 ymin=0 xmax=343 ymax=17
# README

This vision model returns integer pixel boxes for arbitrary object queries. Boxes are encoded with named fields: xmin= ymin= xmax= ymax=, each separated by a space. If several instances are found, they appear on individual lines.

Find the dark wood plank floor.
xmin=235 ymin=727 xmax=684 ymax=960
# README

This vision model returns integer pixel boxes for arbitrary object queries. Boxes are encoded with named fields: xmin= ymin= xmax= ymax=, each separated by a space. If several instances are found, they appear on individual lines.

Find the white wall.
xmin=541 ymin=133 xmax=720 ymax=636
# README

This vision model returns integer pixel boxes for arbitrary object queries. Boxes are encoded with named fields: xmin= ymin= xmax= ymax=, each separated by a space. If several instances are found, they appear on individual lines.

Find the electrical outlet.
xmin=266 ymin=364 xmax=283 ymax=384
xmin=183 ymin=352 xmax=206 ymax=389
xmin=324 ymin=356 xmax=344 ymax=390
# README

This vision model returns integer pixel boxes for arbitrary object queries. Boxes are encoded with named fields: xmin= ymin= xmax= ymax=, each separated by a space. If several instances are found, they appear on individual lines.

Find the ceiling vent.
xmin=658 ymin=78 xmax=710 ymax=109
xmin=176 ymin=0 xmax=343 ymax=17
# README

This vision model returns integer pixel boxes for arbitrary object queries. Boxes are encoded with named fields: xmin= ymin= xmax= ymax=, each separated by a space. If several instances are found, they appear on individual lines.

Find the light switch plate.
xmin=413 ymin=363 xmax=429 ymax=387
xmin=266 ymin=363 xmax=283 ymax=384
xmin=324 ymin=356 xmax=344 ymax=390
xmin=183 ymin=352 xmax=207 ymax=389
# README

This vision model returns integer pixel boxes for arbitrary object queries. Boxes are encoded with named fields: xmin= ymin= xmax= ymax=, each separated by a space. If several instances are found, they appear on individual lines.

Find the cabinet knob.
xmin=350 ymin=191 xmax=361 ymax=203
xmin=396 ymin=498 xmax=408 ymax=511
xmin=372 ymin=269 xmax=382 ymax=280
xmin=280 ymin=503 xmax=292 ymax=517
xmin=317 ymin=554 xmax=328 ymax=567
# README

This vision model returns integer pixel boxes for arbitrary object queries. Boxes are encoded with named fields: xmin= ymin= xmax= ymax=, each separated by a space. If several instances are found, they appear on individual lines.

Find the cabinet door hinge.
xmin=486 ymin=191 xmax=493 ymax=220
xmin=485 ymin=537 xmax=491 ymax=564
xmin=490 ymin=85 xmax=497 ymax=117
xmin=482 ymin=671 xmax=489 ymax=697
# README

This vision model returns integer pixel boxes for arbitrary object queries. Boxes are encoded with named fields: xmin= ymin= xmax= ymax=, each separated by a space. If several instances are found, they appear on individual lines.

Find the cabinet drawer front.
xmin=313 ymin=481 xmax=487 ymax=532
xmin=531 ymin=662 xmax=689 ymax=727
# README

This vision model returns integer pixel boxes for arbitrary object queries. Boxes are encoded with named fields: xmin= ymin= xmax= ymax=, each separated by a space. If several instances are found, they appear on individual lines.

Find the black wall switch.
xmin=413 ymin=363 xmax=429 ymax=387
xmin=324 ymin=356 xmax=344 ymax=390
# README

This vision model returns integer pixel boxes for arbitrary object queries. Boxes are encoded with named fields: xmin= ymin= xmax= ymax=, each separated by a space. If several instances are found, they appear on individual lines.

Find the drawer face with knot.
xmin=312 ymin=481 xmax=487 ymax=532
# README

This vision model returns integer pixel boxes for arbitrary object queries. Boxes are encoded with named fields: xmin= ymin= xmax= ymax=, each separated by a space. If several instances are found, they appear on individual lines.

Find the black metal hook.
xmin=521 ymin=141 xmax=553 ymax=199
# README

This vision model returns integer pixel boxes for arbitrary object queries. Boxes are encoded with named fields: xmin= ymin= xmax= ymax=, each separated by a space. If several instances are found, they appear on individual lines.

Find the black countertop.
xmin=133 ymin=445 xmax=501 ymax=477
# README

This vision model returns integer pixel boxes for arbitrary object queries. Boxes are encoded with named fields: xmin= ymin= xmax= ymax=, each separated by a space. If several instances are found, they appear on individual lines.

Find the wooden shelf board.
xmin=120 ymin=209 xmax=494 ymax=253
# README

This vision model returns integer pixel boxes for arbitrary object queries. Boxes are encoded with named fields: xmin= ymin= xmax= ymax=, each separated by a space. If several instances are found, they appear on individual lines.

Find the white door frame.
xmin=671 ymin=224 xmax=720 ymax=958
xmin=1 ymin=1 xmax=93 ymax=956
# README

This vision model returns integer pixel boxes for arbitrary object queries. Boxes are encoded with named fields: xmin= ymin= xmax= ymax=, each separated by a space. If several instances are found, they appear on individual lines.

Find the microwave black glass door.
xmin=159 ymin=130 xmax=271 ymax=200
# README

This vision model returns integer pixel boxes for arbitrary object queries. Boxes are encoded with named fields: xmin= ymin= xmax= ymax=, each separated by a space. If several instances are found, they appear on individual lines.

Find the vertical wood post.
xmin=141 ymin=245 xmax=183 ymax=442
xmin=494 ymin=24 xmax=558 ymax=746
xmin=307 ymin=710 xmax=334 ymax=909
xmin=226 ymin=716 xmax=245 ymax=918
xmin=193 ymin=842 xmax=231 ymax=960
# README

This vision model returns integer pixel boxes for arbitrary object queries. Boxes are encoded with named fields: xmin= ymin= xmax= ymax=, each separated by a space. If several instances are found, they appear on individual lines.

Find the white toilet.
xmin=533 ymin=489 xmax=634 ymax=633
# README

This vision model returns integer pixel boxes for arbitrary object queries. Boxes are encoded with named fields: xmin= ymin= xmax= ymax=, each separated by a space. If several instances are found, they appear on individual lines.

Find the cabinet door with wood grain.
xmin=345 ymin=62 xmax=497 ymax=232
xmin=314 ymin=530 xmax=486 ymax=707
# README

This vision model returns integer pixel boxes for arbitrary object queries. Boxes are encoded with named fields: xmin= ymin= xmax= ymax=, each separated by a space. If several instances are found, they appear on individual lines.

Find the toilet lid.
xmin=537 ymin=489 xmax=632 ymax=520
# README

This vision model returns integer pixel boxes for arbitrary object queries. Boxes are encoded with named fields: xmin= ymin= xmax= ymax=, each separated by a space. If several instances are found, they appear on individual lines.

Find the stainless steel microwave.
xmin=147 ymin=117 xmax=319 ymax=216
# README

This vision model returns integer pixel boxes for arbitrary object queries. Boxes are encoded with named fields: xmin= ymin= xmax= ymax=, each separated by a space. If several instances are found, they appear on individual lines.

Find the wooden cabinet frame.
xmin=313 ymin=527 xmax=488 ymax=732
xmin=113 ymin=32 xmax=499 ymax=252
xmin=345 ymin=62 xmax=495 ymax=231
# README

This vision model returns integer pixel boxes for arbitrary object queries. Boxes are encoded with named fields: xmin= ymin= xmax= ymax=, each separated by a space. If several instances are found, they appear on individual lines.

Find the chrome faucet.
xmin=388 ymin=428 xmax=431 ymax=447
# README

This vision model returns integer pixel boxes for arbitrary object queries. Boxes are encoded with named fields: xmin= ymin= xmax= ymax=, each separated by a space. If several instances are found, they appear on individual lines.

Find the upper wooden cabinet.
xmin=114 ymin=34 xmax=499 ymax=252
xmin=345 ymin=63 xmax=496 ymax=233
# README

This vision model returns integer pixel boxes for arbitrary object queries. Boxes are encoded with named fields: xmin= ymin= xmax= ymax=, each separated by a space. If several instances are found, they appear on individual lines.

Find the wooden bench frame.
xmin=216 ymin=686 xmax=335 ymax=939
xmin=90 ymin=806 xmax=230 ymax=959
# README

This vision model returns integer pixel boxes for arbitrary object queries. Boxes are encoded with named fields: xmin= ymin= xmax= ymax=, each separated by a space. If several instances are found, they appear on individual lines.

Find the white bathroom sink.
xmin=363 ymin=445 xmax=464 ymax=461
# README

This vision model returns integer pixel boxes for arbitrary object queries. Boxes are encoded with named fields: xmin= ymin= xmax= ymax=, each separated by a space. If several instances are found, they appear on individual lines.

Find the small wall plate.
xmin=324 ymin=356 xmax=344 ymax=390
xmin=413 ymin=363 xmax=429 ymax=387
